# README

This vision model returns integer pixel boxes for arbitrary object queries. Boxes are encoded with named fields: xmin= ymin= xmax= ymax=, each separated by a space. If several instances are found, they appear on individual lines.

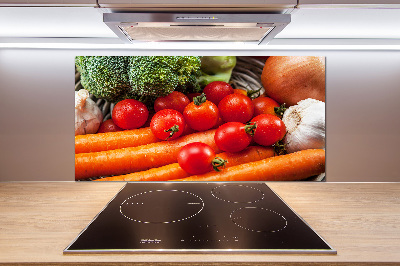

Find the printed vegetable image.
xmin=251 ymin=114 xmax=286 ymax=147
xmin=75 ymin=89 xmax=103 ymax=136
xmin=211 ymin=116 xmax=225 ymax=130
xmin=75 ymin=129 xmax=219 ymax=180
xmin=76 ymin=125 xmax=198 ymax=154
xmin=97 ymin=119 xmax=123 ymax=133
xmin=76 ymin=56 xmax=202 ymax=107
xmin=218 ymin=93 xmax=254 ymax=123
xmin=150 ymin=109 xmax=186 ymax=141
xmin=141 ymin=110 xmax=155 ymax=128
xmin=97 ymin=146 xmax=275 ymax=181
xmin=282 ymin=98 xmax=325 ymax=153
xmin=153 ymin=91 xmax=190 ymax=114
xmin=203 ymin=81 xmax=234 ymax=105
xmin=261 ymin=56 xmax=325 ymax=106
xmin=177 ymin=149 xmax=325 ymax=181
xmin=112 ymin=99 xmax=149 ymax=130
xmin=183 ymin=93 xmax=219 ymax=131
xmin=75 ymin=127 xmax=159 ymax=154
xmin=253 ymin=97 xmax=283 ymax=117
xmin=177 ymin=142 xmax=225 ymax=175
xmin=214 ymin=122 xmax=255 ymax=153
xmin=128 ymin=56 xmax=202 ymax=97
xmin=197 ymin=56 xmax=236 ymax=86
xmin=186 ymin=92 xmax=202 ymax=102
xmin=75 ymin=56 xmax=131 ymax=103
xmin=233 ymin=88 xmax=248 ymax=96
xmin=75 ymin=56 xmax=326 ymax=182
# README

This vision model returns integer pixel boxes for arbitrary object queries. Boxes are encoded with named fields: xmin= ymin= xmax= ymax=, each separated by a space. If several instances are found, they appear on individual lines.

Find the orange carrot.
xmin=176 ymin=149 xmax=325 ymax=182
xmin=75 ymin=127 xmax=159 ymax=154
xmin=75 ymin=125 xmax=196 ymax=154
xmin=95 ymin=146 xmax=275 ymax=181
xmin=75 ymin=129 xmax=218 ymax=180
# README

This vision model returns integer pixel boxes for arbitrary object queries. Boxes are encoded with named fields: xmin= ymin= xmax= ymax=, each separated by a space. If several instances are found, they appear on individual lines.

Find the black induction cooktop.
xmin=64 ymin=182 xmax=336 ymax=254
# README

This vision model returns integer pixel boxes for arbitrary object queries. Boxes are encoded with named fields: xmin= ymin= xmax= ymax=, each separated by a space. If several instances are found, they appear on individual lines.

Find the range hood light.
xmin=103 ymin=13 xmax=291 ymax=45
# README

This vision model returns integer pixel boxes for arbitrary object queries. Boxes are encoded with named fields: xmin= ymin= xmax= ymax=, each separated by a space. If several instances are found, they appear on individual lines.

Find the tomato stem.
xmin=211 ymin=157 xmax=228 ymax=172
xmin=273 ymin=139 xmax=287 ymax=156
xmin=193 ymin=93 xmax=207 ymax=106
xmin=244 ymin=122 xmax=257 ymax=136
xmin=247 ymin=87 xmax=263 ymax=99
xmin=274 ymin=103 xmax=287 ymax=118
xmin=164 ymin=125 xmax=180 ymax=140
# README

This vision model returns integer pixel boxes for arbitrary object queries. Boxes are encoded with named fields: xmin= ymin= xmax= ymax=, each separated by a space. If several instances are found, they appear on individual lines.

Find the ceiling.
xmin=0 ymin=6 xmax=399 ymax=44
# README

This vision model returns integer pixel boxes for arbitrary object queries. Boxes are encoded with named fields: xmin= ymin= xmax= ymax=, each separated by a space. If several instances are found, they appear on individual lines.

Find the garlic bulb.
xmin=282 ymin=98 xmax=325 ymax=153
xmin=75 ymin=89 xmax=103 ymax=135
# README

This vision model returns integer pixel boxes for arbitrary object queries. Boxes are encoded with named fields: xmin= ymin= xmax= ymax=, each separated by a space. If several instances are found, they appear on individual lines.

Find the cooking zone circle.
xmin=211 ymin=184 xmax=264 ymax=203
xmin=120 ymin=190 xmax=204 ymax=224
xmin=230 ymin=207 xmax=287 ymax=233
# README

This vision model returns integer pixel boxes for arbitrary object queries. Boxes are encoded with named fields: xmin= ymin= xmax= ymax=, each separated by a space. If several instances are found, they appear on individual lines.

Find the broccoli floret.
xmin=75 ymin=56 xmax=132 ymax=103
xmin=128 ymin=56 xmax=202 ymax=97
xmin=75 ymin=56 xmax=86 ymax=74
xmin=197 ymin=56 xmax=237 ymax=87
xmin=75 ymin=56 xmax=202 ymax=104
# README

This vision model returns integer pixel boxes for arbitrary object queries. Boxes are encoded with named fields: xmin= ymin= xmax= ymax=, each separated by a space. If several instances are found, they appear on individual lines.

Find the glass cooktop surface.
xmin=64 ymin=182 xmax=335 ymax=254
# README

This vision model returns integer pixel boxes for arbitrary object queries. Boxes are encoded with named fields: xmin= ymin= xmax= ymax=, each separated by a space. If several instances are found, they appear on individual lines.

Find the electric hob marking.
xmin=230 ymin=207 xmax=288 ymax=233
xmin=211 ymin=184 xmax=265 ymax=203
xmin=181 ymin=237 xmax=239 ymax=242
xmin=119 ymin=190 xmax=204 ymax=224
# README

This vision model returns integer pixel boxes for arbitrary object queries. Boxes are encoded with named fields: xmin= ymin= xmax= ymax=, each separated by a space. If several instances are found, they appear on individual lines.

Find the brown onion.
xmin=261 ymin=56 xmax=325 ymax=106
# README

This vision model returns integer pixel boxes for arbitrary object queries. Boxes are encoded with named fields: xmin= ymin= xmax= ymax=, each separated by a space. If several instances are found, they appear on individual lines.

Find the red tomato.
xmin=182 ymin=124 xmax=196 ymax=136
xmin=154 ymin=91 xmax=190 ymax=114
xmin=203 ymin=81 xmax=234 ymax=105
xmin=212 ymin=116 xmax=225 ymax=129
xmin=214 ymin=122 xmax=254 ymax=152
xmin=150 ymin=109 xmax=186 ymax=141
xmin=140 ymin=110 xmax=155 ymax=128
xmin=177 ymin=142 xmax=216 ymax=175
xmin=233 ymin=88 xmax=248 ymax=96
xmin=112 ymin=99 xmax=149 ymax=130
xmin=97 ymin=119 xmax=123 ymax=133
xmin=218 ymin=94 xmax=254 ymax=123
xmin=183 ymin=94 xmax=219 ymax=131
xmin=186 ymin=93 xmax=202 ymax=102
xmin=253 ymin=97 xmax=280 ymax=117
xmin=251 ymin=114 xmax=286 ymax=146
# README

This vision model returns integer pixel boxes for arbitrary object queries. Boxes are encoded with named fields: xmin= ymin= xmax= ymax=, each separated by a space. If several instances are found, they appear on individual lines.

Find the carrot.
xmin=75 ymin=129 xmax=218 ymax=180
xmin=95 ymin=146 xmax=275 ymax=181
xmin=75 ymin=125 xmax=196 ymax=154
xmin=176 ymin=149 xmax=325 ymax=182
xmin=75 ymin=127 xmax=159 ymax=154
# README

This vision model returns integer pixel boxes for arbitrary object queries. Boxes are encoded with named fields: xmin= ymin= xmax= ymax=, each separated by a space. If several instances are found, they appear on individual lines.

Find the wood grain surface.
xmin=0 ymin=182 xmax=399 ymax=265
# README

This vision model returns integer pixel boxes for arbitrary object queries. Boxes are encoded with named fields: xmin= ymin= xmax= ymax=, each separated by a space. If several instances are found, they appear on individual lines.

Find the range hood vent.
xmin=103 ymin=13 xmax=290 ymax=45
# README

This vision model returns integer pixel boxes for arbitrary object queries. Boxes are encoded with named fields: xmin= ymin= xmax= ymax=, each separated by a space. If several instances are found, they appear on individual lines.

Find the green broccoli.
xmin=75 ymin=56 xmax=202 ymax=104
xmin=197 ymin=56 xmax=237 ymax=87
xmin=75 ymin=56 xmax=131 ymax=102
xmin=128 ymin=56 xmax=202 ymax=97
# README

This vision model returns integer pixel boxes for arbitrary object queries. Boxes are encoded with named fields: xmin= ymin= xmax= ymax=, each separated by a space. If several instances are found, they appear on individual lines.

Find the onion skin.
xmin=261 ymin=56 xmax=325 ymax=106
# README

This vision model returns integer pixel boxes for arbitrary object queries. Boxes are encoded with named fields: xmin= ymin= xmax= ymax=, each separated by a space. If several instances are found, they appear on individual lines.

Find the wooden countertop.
xmin=0 ymin=182 xmax=399 ymax=265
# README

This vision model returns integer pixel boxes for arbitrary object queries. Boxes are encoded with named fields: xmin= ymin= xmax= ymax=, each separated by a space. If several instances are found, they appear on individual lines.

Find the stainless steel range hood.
xmin=103 ymin=13 xmax=291 ymax=45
